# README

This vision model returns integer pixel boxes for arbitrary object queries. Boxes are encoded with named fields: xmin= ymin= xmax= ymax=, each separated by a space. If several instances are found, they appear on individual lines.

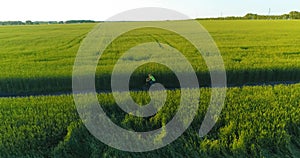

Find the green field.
xmin=0 ymin=20 xmax=300 ymax=95
xmin=0 ymin=20 xmax=300 ymax=157
xmin=1 ymin=85 xmax=299 ymax=157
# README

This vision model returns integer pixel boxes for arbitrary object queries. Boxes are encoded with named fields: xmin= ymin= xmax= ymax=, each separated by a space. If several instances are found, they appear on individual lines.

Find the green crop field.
xmin=0 ymin=20 xmax=300 ymax=157
xmin=0 ymin=84 xmax=299 ymax=157
xmin=0 ymin=20 xmax=300 ymax=95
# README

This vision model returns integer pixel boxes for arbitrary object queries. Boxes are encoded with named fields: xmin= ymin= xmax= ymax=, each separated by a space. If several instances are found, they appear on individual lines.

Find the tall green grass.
xmin=0 ymin=21 xmax=300 ymax=95
xmin=0 ymin=84 xmax=299 ymax=157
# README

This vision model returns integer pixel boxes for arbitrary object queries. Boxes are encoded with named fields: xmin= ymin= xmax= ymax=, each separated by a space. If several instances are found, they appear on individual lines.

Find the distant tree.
xmin=33 ymin=21 xmax=40 ymax=25
xmin=244 ymin=13 xmax=258 ymax=20
xmin=281 ymin=14 xmax=290 ymax=20
xmin=25 ymin=20 xmax=33 ymax=25
xmin=289 ymin=11 xmax=300 ymax=19
xmin=47 ymin=21 xmax=58 ymax=24
xmin=1 ymin=21 xmax=24 ymax=25
xmin=65 ymin=20 xmax=95 ymax=24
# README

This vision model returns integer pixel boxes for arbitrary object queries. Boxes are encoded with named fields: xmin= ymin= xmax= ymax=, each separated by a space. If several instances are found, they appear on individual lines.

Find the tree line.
xmin=197 ymin=11 xmax=300 ymax=20
xmin=1 ymin=11 xmax=299 ymax=25
xmin=0 ymin=20 xmax=96 ymax=25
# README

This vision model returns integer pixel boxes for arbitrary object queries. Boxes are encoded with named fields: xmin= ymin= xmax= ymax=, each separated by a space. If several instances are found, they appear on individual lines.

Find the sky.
xmin=0 ymin=0 xmax=299 ymax=21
